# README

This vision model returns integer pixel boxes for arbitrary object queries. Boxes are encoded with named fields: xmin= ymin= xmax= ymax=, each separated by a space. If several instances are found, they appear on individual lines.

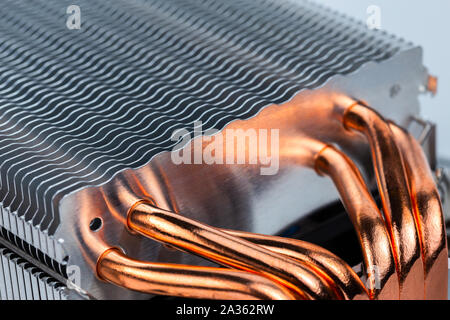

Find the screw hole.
xmin=89 ymin=217 xmax=103 ymax=232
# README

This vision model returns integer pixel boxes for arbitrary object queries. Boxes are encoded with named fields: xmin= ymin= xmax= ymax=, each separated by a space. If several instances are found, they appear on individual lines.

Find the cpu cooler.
xmin=0 ymin=0 xmax=448 ymax=300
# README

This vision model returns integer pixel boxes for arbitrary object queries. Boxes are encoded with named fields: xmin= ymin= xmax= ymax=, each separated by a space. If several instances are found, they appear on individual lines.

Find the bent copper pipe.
xmin=314 ymin=145 xmax=399 ymax=300
xmin=97 ymin=248 xmax=296 ymax=300
xmin=281 ymin=137 xmax=399 ymax=299
xmin=389 ymin=123 xmax=448 ymax=300
xmin=127 ymin=201 xmax=341 ymax=300
xmin=224 ymin=229 xmax=369 ymax=300
xmin=337 ymin=102 xmax=424 ymax=299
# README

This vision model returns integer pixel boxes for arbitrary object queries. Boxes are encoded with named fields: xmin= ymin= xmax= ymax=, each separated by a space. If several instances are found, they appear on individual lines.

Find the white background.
xmin=312 ymin=0 xmax=450 ymax=160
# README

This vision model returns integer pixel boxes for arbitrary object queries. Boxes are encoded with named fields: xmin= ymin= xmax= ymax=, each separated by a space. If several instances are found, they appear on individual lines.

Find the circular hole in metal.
xmin=89 ymin=217 xmax=103 ymax=232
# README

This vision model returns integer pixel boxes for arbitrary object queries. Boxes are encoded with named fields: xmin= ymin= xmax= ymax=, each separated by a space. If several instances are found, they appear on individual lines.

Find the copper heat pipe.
xmin=127 ymin=201 xmax=341 ymax=300
xmin=338 ymin=102 xmax=424 ymax=299
xmin=389 ymin=122 xmax=448 ymax=299
xmin=314 ymin=144 xmax=399 ymax=299
xmin=94 ymin=100 xmax=446 ymax=300
xmin=97 ymin=248 xmax=296 ymax=300
xmin=224 ymin=229 xmax=369 ymax=300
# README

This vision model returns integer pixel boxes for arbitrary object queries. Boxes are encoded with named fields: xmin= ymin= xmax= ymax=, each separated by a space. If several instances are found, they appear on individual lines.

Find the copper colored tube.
xmin=314 ymin=145 xmax=399 ymax=300
xmin=97 ymin=248 xmax=296 ymax=300
xmin=389 ymin=123 xmax=448 ymax=300
xmin=224 ymin=229 xmax=369 ymax=300
xmin=128 ymin=202 xmax=341 ymax=300
xmin=341 ymin=103 xmax=424 ymax=299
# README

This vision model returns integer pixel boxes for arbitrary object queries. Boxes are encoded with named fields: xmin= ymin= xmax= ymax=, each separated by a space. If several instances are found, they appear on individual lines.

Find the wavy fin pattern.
xmin=0 ymin=0 xmax=412 ymax=263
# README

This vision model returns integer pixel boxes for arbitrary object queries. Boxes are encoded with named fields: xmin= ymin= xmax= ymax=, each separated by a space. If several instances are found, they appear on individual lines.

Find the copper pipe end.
xmin=427 ymin=75 xmax=438 ymax=96
xmin=97 ymin=248 xmax=296 ymax=300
